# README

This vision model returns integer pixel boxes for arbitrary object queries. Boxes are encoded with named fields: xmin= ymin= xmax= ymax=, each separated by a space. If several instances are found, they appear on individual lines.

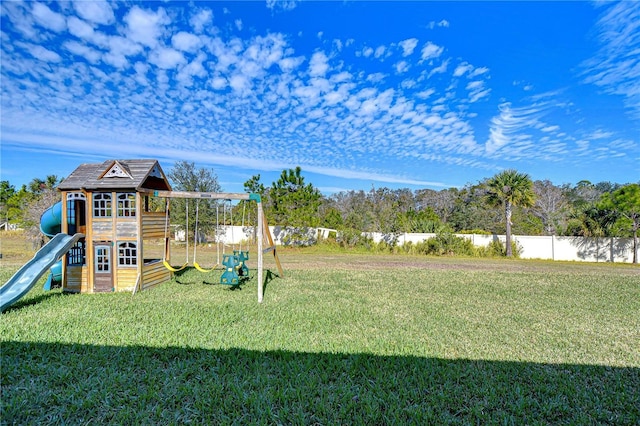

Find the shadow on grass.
xmin=2 ymin=341 xmax=638 ymax=424
xmin=173 ymin=267 xmax=278 ymax=294
xmin=2 ymin=291 xmax=69 ymax=313
xmin=262 ymin=269 xmax=278 ymax=293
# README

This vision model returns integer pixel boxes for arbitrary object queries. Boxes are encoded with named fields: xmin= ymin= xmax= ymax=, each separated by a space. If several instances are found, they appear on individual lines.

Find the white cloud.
xmin=20 ymin=43 xmax=62 ymax=63
xmin=395 ymin=60 xmax=409 ymax=74
xmin=229 ymin=73 xmax=251 ymax=94
xmin=68 ymin=17 xmax=96 ymax=41
xmin=210 ymin=76 xmax=228 ymax=90
xmin=265 ymin=0 xmax=300 ymax=11
xmin=484 ymin=99 xmax=581 ymax=161
xmin=428 ymin=59 xmax=449 ymax=77
xmin=453 ymin=62 xmax=473 ymax=77
xmin=190 ymin=9 xmax=213 ymax=33
xmin=428 ymin=19 xmax=450 ymax=29
xmin=73 ymin=0 xmax=115 ymax=25
xmin=416 ymin=89 xmax=435 ymax=99
xmin=469 ymin=67 xmax=489 ymax=77
xmin=581 ymin=1 xmax=640 ymax=119
xmin=63 ymin=41 xmax=101 ymax=63
xmin=110 ymin=36 xmax=143 ymax=58
xmin=420 ymin=41 xmax=443 ymax=61
xmin=32 ymin=3 xmax=66 ymax=32
xmin=278 ymin=56 xmax=304 ymax=72
xmin=589 ymin=129 xmax=614 ymax=139
xmin=486 ymin=102 xmax=539 ymax=154
xmin=150 ymin=47 xmax=186 ymax=69
xmin=172 ymin=32 xmax=201 ymax=53
xmin=398 ymin=38 xmax=419 ymax=56
xmin=101 ymin=36 xmax=143 ymax=69
xmin=177 ymin=53 xmax=208 ymax=85
xmin=309 ymin=51 xmax=329 ymax=77
xmin=124 ymin=6 xmax=169 ymax=48
xmin=133 ymin=61 xmax=150 ymax=86
xmin=2 ymin=2 xmax=38 ymax=40
xmin=374 ymin=45 xmax=386 ymax=59
xmin=366 ymin=73 xmax=386 ymax=83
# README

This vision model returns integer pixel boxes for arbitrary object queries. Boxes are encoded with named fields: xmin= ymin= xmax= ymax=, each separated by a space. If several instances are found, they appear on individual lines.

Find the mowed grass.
xmin=1 ymin=234 xmax=639 ymax=424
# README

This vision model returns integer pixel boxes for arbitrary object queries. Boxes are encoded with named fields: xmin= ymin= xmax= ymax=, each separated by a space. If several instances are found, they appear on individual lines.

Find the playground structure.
xmin=1 ymin=160 xmax=282 ymax=311
xmin=148 ymin=188 xmax=283 ymax=298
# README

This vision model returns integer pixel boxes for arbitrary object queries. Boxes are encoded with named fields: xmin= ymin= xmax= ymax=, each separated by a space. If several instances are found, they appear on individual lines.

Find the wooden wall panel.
xmin=142 ymin=262 xmax=171 ymax=290
xmin=115 ymin=268 xmax=138 ymax=292
xmin=116 ymin=221 xmax=138 ymax=239
xmin=66 ymin=266 xmax=86 ymax=293
xmin=92 ymin=219 xmax=113 ymax=240
xmin=142 ymin=213 xmax=167 ymax=239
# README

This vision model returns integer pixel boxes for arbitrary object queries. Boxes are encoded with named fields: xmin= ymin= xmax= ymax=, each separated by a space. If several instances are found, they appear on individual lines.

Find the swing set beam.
xmin=146 ymin=190 xmax=260 ymax=202
xmin=141 ymin=190 xmax=280 ymax=303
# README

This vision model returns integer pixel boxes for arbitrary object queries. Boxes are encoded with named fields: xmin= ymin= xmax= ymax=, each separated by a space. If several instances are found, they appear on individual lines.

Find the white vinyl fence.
xmin=178 ymin=226 xmax=637 ymax=264
xmin=386 ymin=233 xmax=636 ymax=264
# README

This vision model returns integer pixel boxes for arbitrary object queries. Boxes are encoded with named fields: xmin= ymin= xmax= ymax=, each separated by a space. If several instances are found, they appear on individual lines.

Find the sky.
xmin=1 ymin=1 xmax=639 ymax=195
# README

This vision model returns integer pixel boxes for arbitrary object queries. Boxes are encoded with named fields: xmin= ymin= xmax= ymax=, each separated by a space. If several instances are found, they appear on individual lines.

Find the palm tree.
xmin=486 ymin=169 xmax=536 ymax=257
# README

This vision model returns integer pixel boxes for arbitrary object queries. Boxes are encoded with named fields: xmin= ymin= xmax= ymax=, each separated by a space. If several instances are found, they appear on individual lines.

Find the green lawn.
xmin=2 ymin=251 xmax=639 ymax=424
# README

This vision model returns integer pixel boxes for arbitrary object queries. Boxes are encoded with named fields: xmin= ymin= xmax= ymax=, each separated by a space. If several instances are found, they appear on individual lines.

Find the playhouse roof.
xmin=58 ymin=159 xmax=172 ymax=192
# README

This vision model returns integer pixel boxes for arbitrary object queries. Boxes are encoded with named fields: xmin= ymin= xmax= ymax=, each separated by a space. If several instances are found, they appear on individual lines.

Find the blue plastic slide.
xmin=40 ymin=201 xmax=63 ymax=237
xmin=39 ymin=201 xmax=64 ymax=289
xmin=1 ymin=233 xmax=84 ymax=312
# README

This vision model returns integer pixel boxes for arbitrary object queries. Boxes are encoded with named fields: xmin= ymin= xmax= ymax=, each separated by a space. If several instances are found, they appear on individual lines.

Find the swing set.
xmin=152 ymin=190 xmax=282 ymax=302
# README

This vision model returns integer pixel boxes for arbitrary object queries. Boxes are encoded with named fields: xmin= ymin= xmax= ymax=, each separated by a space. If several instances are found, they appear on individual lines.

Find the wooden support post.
xmin=262 ymin=209 xmax=284 ymax=277
xmin=257 ymin=200 xmax=264 ymax=303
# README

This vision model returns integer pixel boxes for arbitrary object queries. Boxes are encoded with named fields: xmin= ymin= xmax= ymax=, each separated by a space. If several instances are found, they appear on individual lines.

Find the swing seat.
xmin=233 ymin=250 xmax=249 ymax=277
xmin=163 ymin=260 xmax=188 ymax=272
xmin=194 ymin=261 xmax=218 ymax=273
xmin=220 ymin=254 xmax=240 ymax=285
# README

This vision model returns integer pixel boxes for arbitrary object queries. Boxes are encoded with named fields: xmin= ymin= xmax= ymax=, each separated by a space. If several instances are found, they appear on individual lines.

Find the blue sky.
xmin=1 ymin=1 xmax=638 ymax=194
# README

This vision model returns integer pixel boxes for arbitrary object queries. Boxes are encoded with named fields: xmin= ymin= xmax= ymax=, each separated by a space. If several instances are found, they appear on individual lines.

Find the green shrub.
xmin=336 ymin=228 xmax=373 ymax=249
xmin=422 ymin=230 xmax=476 ymax=256
xmin=485 ymin=239 xmax=522 ymax=258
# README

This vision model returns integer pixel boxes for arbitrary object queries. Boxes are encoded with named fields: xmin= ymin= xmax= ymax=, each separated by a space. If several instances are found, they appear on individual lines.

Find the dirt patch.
xmin=273 ymin=251 xmax=640 ymax=276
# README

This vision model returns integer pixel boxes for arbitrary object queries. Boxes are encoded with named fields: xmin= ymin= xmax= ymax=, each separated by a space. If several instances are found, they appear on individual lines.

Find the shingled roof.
xmin=58 ymin=159 xmax=172 ymax=191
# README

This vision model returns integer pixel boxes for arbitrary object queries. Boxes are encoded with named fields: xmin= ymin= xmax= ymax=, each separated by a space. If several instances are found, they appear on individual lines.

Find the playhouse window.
xmin=117 ymin=193 xmax=136 ymax=217
xmin=118 ymin=242 xmax=137 ymax=266
xmin=67 ymin=239 xmax=86 ymax=266
xmin=93 ymin=193 xmax=112 ymax=217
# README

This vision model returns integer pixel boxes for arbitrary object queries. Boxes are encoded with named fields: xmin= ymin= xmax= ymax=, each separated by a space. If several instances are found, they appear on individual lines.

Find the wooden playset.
xmin=51 ymin=159 xmax=281 ymax=302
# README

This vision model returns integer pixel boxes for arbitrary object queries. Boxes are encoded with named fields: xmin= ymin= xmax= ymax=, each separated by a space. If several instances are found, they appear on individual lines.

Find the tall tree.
xmin=415 ymin=188 xmax=458 ymax=224
xmin=485 ymin=170 xmax=536 ymax=257
xmin=27 ymin=175 xmax=61 ymax=194
xmin=270 ymin=166 xmax=321 ymax=228
xmin=167 ymin=161 xmax=222 ymax=241
xmin=601 ymin=183 xmax=640 ymax=263
xmin=532 ymin=180 xmax=570 ymax=235
xmin=449 ymin=183 xmax=500 ymax=233
xmin=243 ymin=174 xmax=266 ymax=196
xmin=0 ymin=181 xmax=16 ymax=224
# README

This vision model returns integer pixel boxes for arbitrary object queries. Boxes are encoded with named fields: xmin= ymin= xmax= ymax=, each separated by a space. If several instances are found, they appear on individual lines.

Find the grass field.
xmin=1 ymin=231 xmax=639 ymax=424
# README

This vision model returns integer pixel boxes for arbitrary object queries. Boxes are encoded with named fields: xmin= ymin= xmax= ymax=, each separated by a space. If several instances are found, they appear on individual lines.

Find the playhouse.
xmin=53 ymin=159 xmax=174 ymax=293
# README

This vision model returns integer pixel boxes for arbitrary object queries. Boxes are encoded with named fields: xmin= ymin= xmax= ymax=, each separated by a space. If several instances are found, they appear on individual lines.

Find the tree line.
xmin=1 ymin=162 xmax=638 ymax=262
